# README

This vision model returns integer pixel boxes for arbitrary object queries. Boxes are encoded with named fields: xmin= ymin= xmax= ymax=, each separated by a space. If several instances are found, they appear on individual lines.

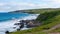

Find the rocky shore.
xmin=5 ymin=14 xmax=40 ymax=34
xmin=14 ymin=20 xmax=41 ymax=30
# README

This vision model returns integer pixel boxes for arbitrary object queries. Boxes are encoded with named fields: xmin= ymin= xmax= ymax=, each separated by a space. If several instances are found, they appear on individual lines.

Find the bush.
xmin=36 ymin=10 xmax=60 ymax=25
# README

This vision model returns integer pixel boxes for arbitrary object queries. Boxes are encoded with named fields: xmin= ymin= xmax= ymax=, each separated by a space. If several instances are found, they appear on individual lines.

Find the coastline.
xmin=0 ymin=14 xmax=39 ymax=34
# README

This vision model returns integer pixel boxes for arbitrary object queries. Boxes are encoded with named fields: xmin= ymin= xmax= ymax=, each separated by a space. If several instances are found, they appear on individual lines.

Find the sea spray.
xmin=0 ymin=14 xmax=39 ymax=34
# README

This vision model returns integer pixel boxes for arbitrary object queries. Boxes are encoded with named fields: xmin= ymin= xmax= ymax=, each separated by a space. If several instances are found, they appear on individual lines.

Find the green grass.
xmin=10 ymin=15 xmax=60 ymax=34
xmin=24 ymin=8 xmax=60 ymax=14
xmin=10 ymin=8 xmax=60 ymax=34
xmin=10 ymin=8 xmax=60 ymax=14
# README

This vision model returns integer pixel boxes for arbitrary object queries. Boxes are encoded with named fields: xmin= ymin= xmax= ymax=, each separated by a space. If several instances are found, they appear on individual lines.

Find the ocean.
xmin=0 ymin=13 xmax=29 ymax=22
xmin=0 ymin=12 xmax=39 ymax=34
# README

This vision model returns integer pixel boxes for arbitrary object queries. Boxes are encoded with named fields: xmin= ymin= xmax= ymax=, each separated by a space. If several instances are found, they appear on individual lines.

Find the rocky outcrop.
xmin=14 ymin=20 xmax=42 ymax=28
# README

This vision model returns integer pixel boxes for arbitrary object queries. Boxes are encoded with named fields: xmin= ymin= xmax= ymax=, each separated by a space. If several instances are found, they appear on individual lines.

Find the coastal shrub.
xmin=36 ymin=10 xmax=60 ymax=25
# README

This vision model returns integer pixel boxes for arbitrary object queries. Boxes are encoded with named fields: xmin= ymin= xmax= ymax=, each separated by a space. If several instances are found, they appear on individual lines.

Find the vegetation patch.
xmin=10 ymin=9 xmax=60 ymax=34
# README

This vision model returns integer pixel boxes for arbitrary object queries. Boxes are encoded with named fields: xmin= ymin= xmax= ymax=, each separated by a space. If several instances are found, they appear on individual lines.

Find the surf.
xmin=0 ymin=13 xmax=39 ymax=34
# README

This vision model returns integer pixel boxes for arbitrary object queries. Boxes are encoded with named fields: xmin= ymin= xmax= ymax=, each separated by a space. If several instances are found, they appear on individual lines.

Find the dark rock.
xmin=14 ymin=20 xmax=42 ymax=28
xmin=43 ymin=27 xmax=50 ymax=30
xmin=17 ymin=28 xmax=20 ymax=31
xmin=14 ymin=23 xmax=21 ymax=25
xmin=19 ymin=23 xmax=24 ymax=29
xmin=5 ymin=31 xmax=9 ymax=34
xmin=26 ymin=20 xmax=41 ymax=28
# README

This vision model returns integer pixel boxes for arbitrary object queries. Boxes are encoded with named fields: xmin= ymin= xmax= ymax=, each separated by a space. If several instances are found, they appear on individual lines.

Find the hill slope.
xmin=9 ymin=8 xmax=60 ymax=14
xmin=10 ymin=8 xmax=60 ymax=34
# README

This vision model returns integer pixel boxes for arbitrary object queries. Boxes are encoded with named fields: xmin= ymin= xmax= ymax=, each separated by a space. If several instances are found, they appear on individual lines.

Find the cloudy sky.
xmin=0 ymin=0 xmax=60 ymax=12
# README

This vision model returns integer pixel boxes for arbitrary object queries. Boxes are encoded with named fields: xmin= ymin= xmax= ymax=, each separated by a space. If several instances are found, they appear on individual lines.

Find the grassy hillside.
xmin=10 ymin=8 xmax=60 ymax=34
xmin=9 ymin=8 xmax=60 ymax=14
xmin=36 ymin=10 xmax=60 ymax=25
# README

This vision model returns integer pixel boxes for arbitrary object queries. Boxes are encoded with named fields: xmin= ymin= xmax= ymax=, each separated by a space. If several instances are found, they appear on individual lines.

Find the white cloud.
xmin=0 ymin=0 xmax=60 ymax=12
xmin=52 ymin=0 xmax=60 ymax=3
xmin=0 ymin=3 xmax=6 ymax=6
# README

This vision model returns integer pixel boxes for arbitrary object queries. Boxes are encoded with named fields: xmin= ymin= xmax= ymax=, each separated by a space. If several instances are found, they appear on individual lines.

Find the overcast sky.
xmin=0 ymin=0 xmax=60 ymax=12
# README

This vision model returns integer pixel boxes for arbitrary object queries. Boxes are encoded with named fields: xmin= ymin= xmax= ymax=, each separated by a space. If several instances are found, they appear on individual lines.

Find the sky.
xmin=0 ymin=0 xmax=60 ymax=12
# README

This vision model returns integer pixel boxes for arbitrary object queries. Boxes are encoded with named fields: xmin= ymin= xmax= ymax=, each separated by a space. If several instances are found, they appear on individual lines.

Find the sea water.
xmin=0 ymin=12 xmax=39 ymax=34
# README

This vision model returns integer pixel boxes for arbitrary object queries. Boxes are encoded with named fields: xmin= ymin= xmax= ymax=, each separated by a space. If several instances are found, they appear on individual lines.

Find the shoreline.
xmin=0 ymin=14 xmax=40 ymax=34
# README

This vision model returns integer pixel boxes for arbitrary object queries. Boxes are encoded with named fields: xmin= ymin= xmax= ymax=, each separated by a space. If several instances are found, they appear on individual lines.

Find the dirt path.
xmin=43 ymin=24 xmax=60 ymax=34
xmin=23 ymin=24 xmax=60 ymax=34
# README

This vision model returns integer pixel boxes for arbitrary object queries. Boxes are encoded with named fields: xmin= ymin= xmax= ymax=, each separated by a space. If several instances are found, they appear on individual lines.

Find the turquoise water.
xmin=0 ymin=13 xmax=29 ymax=22
xmin=0 ymin=12 xmax=39 ymax=34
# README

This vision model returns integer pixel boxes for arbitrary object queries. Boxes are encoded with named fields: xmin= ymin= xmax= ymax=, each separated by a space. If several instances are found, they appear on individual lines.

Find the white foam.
xmin=0 ymin=14 xmax=39 ymax=34
xmin=0 ymin=19 xmax=18 ymax=34
xmin=20 ymin=14 xmax=40 ymax=20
